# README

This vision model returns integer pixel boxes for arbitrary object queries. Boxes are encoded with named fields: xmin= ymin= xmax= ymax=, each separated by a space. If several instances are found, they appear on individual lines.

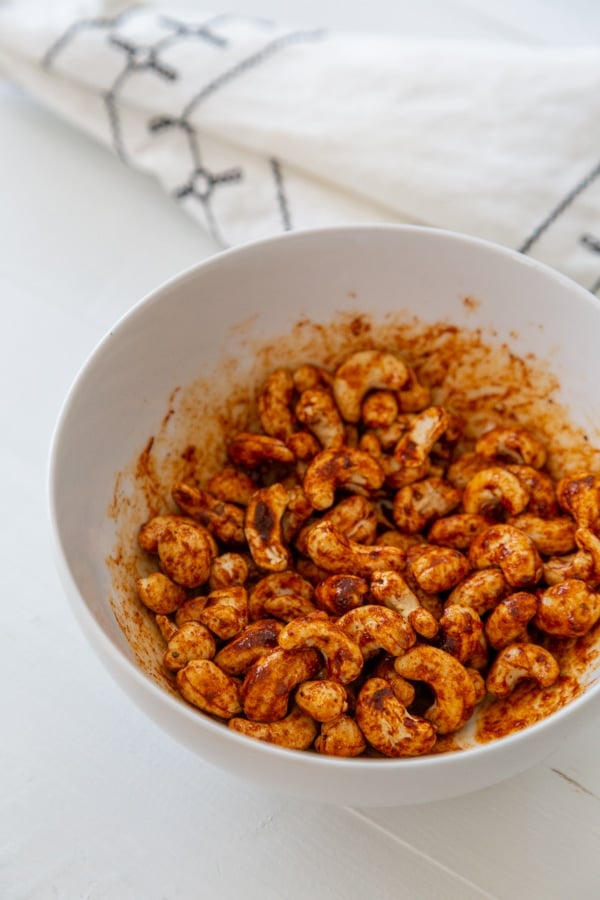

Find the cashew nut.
xmin=556 ymin=472 xmax=600 ymax=530
xmin=506 ymin=464 xmax=558 ymax=518
xmin=209 ymin=552 xmax=249 ymax=591
xmin=469 ymin=524 xmax=543 ymax=588
xmin=278 ymin=613 xmax=364 ymax=684
xmin=205 ymin=467 xmax=257 ymax=506
xmin=292 ymin=363 xmax=333 ymax=394
xmin=392 ymin=477 xmax=461 ymax=533
xmin=462 ymin=466 xmax=530 ymax=517
xmin=172 ymin=482 xmax=245 ymax=544
xmin=475 ymin=426 xmax=547 ymax=468
xmin=296 ymin=494 xmax=379 ymax=557
xmin=361 ymin=390 xmax=399 ymax=428
xmin=198 ymin=586 xmax=248 ymax=640
xmin=573 ymin=527 xmax=600 ymax=586
xmin=156 ymin=518 xmax=218 ymax=588
xmin=295 ymin=388 xmax=346 ymax=449
xmin=138 ymin=514 xmax=200 ymax=554
xmin=395 ymin=646 xmax=477 ymax=734
xmin=241 ymin=646 xmax=322 ymax=722
xmin=507 ymin=514 xmax=576 ymax=556
xmin=163 ymin=621 xmax=216 ymax=671
xmin=281 ymin=485 xmax=314 ymax=543
xmin=295 ymin=680 xmax=348 ymax=722
xmin=427 ymin=513 xmax=492 ymax=550
xmin=257 ymin=367 xmax=295 ymax=440
xmin=229 ymin=705 xmax=318 ymax=750
xmin=446 ymin=452 xmax=489 ymax=490
xmin=174 ymin=595 xmax=209 ymax=628
xmin=356 ymin=678 xmax=437 ymax=756
xmin=337 ymin=605 xmax=416 ymax=659
xmin=136 ymin=571 xmax=186 ymax=614
xmin=245 ymin=483 xmax=291 ymax=571
xmin=248 ymin=570 xmax=315 ymax=621
xmin=315 ymin=573 xmax=369 ymax=615
xmin=485 ymin=591 xmax=537 ymax=649
xmin=227 ymin=432 xmax=295 ymax=468
xmin=395 ymin=366 xmax=431 ymax=413
xmin=306 ymin=520 xmax=406 ymax=578
xmin=389 ymin=406 xmax=449 ymax=486
xmin=408 ymin=607 xmax=440 ymax=640
xmin=214 ymin=618 xmax=283 ymax=676
xmin=535 ymin=579 xmax=600 ymax=637
xmin=373 ymin=655 xmax=417 ymax=705
xmin=485 ymin=643 xmax=560 ymax=697
xmin=176 ymin=659 xmax=242 ymax=718
xmin=332 ymin=350 xmax=409 ymax=423
xmin=315 ymin=715 xmax=367 ymax=757
xmin=437 ymin=605 xmax=485 ymax=665
xmin=446 ymin=567 xmax=509 ymax=615
xmin=302 ymin=447 xmax=384 ymax=510
xmin=408 ymin=546 xmax=470 ymax=593
xmin=369 ymin=569 xmax=421 ymax=616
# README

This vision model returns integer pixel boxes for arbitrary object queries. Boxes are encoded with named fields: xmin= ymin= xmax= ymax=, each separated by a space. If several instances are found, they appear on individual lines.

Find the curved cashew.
xmin=485 ymin=591 xmax=537 ymax=649
xmin=356 ymin=678 xmax=436 ymax=757
xmin=475 ymin=426 xmax=547 ymax=469
xmin=389 ymin=406 xmax=449 ymax=486
xmin=395 ymin=366 xmax=431 ymax=413
xmin=394 ymin=646 xmax=477 ymax=735
xmin=408 ymin=546 xmax=470 ymax=593
xmin=156 ymin=518 xmax=217 ymax=588
xmin=315 ymin=573 xmax=369 ymax=615
xmin=463 ymin=466 xmax=530 ymax=517
xmin=508 ymin=514 xmax=576 ymax=556
xmin=573 ymin=527 xmax=600 ymax=586
xmin=214 ymin=618 xmax=283 ymax=676
xmin=437 ymin=605 xmax=485 ymax=665
xmin=175 ymin=595 xmax=209 ymax=628
xmin=467 ymin=667 xmax=487 ymax=704
xmin=209 ymin=552 xmax=249 ymax=591
xmin=278 ymin=613 xmax=364 ymax=684
xmin=337 ymin=605 xmax=416 ymax=660
xmin=446 ymin=567 xmax=509 ymax=615
xmin=281 ymin=485 xmax=314 ymax=543
xmin=176 ymin=659 xmax=242 ymax=718
xmin=162 ymin=621 xmax=216 ymax=671
xmin=205 ymin=467 xmax=257 ymax=507
xmin=543 ymin=551 xmax=595 ymax=586
xmin=257 ymin=367 xmax=295 ymax=440
xmin=373 ymin=656 xmax=417 ymax=705
xmin=302 ymin=448 xmax=384 ymax=510
xmin=306 ymin=521 xmax=406 ymax=578
xmin=557 ymin=473 xmax=600 ymax=530
xmin=241 ymin=646 xmax=322 ymax=722
xmin=295 ymin=388 xmax=346 ymax=449
xmin=296 ymin=494 xmax=379 ymax=557
xmin=332 ymin=350 xmax=409 ymax=423
xmin=392 ymin=477 xmax=461 ymax=533
xmin=245 ymin=483 xmax=291 ymax=572
xmin=295 ymin=680 xmax=348 ymax=722
xmin=446 ymin=451 xmax=490 ymax=490
xmin=172 ymin=482 xmax=245 ymax=544
xmin=315 ymin=715 xmax=366 ymax=757
xmin=469 ymin=524 xmax=543 ymax=588
xmin=248 ymin=571 xmax=315 ymax=620
xmin=287 ymin=430 xmax=322 ymax=472
xmin=198 ymin=586 xmax=248 ymax=640
xmin=227 ymin=432 xmax=294 ymax=468
xmin=292 ymin=363 xmax=333 ymax=394
xmin=375 ymin=530 xmax=422 ymax=552
xmin=369 ymin=569 xmax=421 ymax=616
xmin=229 ymin=705 xmax=318 ymax=750
xmin=427 ymin=513 xmax=492 ymax=550
xmin=138 ymin=514 xmax=200 ymax=554
xmin=408 ymin=607 xmax=440 ymax=640
xmin=372 ymin=417 xmax=412 ymax=452
xmin=535 ymin=579 xmax=600 ymax=637
xmin=137 ymin=571 xmax=186 ymax=614
xmin=485 ymin=643 xmax=560 ymax=697
xmin=361 ymin=390 xmax=399 ymax=428
xmin=506 ymin=465 xmax=557 ymax=518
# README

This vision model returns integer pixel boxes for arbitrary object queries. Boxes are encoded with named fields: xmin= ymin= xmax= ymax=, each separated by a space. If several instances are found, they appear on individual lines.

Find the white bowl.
xmin=49 ymin=225 xmax=600 ymax=806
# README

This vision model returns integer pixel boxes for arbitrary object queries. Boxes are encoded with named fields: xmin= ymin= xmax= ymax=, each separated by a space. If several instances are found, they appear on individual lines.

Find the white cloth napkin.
xmin=2 ymin=1 xmax=600 ymax=292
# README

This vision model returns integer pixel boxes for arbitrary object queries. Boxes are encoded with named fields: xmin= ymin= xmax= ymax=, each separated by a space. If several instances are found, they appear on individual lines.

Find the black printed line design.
xmin=519 ymin=160 xmax=600 ymax=255
xmin=270 ymin=158 xmax=292 ymax=231
xmin=41 ymin=4 xmax=144 ymax=69
xmin=578 ymin=234 xmax=600 ymax=295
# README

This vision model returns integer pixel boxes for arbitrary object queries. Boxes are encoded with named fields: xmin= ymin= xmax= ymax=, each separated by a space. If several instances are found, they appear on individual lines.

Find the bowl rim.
xmin=47 ymin=222 xmax=600 ymax=773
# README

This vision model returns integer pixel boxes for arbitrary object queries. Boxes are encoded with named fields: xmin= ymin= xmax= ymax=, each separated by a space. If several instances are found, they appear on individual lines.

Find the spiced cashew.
xmin=257 ymin=367 xmax=296 ymax=440
xmin=392 ymin=477 xmax=461 ymax=534
xmin=302 ymin=447 xmax=385 ymax=510
xmin=227 ymin=432 xmax=295 ymax=468
xmin=446 ymin=568 xmax=509 ymax=615
xmin=369 ymin=569 xmax=421 ymax=616
xmin=229 ymin=705 xmax=318 ymax=750
xmin=295 ymin=680 xmax=348 ymax=722
xmin=214 ymin=619 xmax=283 ymax=675
xmin=508 ymin=514 xmax=576 ymax=556
xmin=176 ymin=659 xmax=242 ymax=718
xmin=469 ymin=524 xmax=543 ymax=588
xmin=162 ymin=621 xmax=216 ymax=672
xmin=394 ymin=646 xmax=477 ymax=734
xmin=306 ymin=520 xmax=406 ymax=578
xmin=437 ymin=605 xmax=485 ymax=665
xmin=556 ymin=472 xmax=600 ymax=530
xmin=136 ymin=571 xmax=186 ymax=615
xmin=475 ymin=426 xmax=547 ymax=468
xmin=356 ymin=678 xmax=436 ymax=757
xmin=245 ymin=483 xmax=291 ymax=572
xmin=485 ymin=592 xmax=537 ymax=649
xmin=198 ymin=586 xmax=249 ymax=640
xmin=337 ymin=605 xmax=416 ymax=659
xmin=315 ymin=715 xmax=367 ymax=757
xmin=241 ymin=646 xmax=322 ymax=722
xmin=486 ymin=643 xmax=560 ymax=697
xmin=462 ymin=467 xmax=530 ymax=517
xmin=172 ymin=482 xmax=245 ymax=544
xmin=332 ymin=350 xmax=409 ymax=423
xmin=388 ymin=406 xmax=449 ymax=486
xmin=315 ymin=573 xmax=369 ymax=615
xmin=535 ymin=579 xmax=600 ymax=637
xmin=278 ymin=613 xmax=364 ymax=683
xmin=408 ymin=546 xmax=470 ymax=594
xmin=295 ymin=388 xmax=346 ymax=449
xmin=155 ymin=518 xmax=218 ymax=588
xmin=248 ymin=571 xmax=315 ymax=621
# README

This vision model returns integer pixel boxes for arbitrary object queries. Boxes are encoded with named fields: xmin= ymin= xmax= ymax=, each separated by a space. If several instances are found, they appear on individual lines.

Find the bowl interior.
xmin=50 ymin=225 xmax=600 ymax=803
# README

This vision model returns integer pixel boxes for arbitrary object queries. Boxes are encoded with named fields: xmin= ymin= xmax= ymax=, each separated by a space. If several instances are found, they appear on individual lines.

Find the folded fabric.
xmin=2 ymin=0 xmax=600 ymax=291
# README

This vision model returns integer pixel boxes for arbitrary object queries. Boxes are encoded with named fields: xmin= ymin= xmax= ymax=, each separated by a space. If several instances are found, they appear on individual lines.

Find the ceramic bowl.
xmin=49 ymin=225 xmax=600 ymax=806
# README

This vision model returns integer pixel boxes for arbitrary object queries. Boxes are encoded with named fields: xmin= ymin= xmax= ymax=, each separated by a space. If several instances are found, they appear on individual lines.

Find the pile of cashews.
xmin=136 ymin=349 xmax=600 ymax=757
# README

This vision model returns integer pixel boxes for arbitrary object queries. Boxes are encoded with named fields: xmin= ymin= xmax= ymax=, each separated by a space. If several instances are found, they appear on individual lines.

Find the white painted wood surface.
xmin=2 ymin=2 xmax=599 ymax=898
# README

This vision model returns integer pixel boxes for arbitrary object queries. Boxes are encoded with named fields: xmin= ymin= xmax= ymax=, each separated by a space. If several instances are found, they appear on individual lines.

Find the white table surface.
xmin=2 ymin=2 xmax=600 ymax=898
